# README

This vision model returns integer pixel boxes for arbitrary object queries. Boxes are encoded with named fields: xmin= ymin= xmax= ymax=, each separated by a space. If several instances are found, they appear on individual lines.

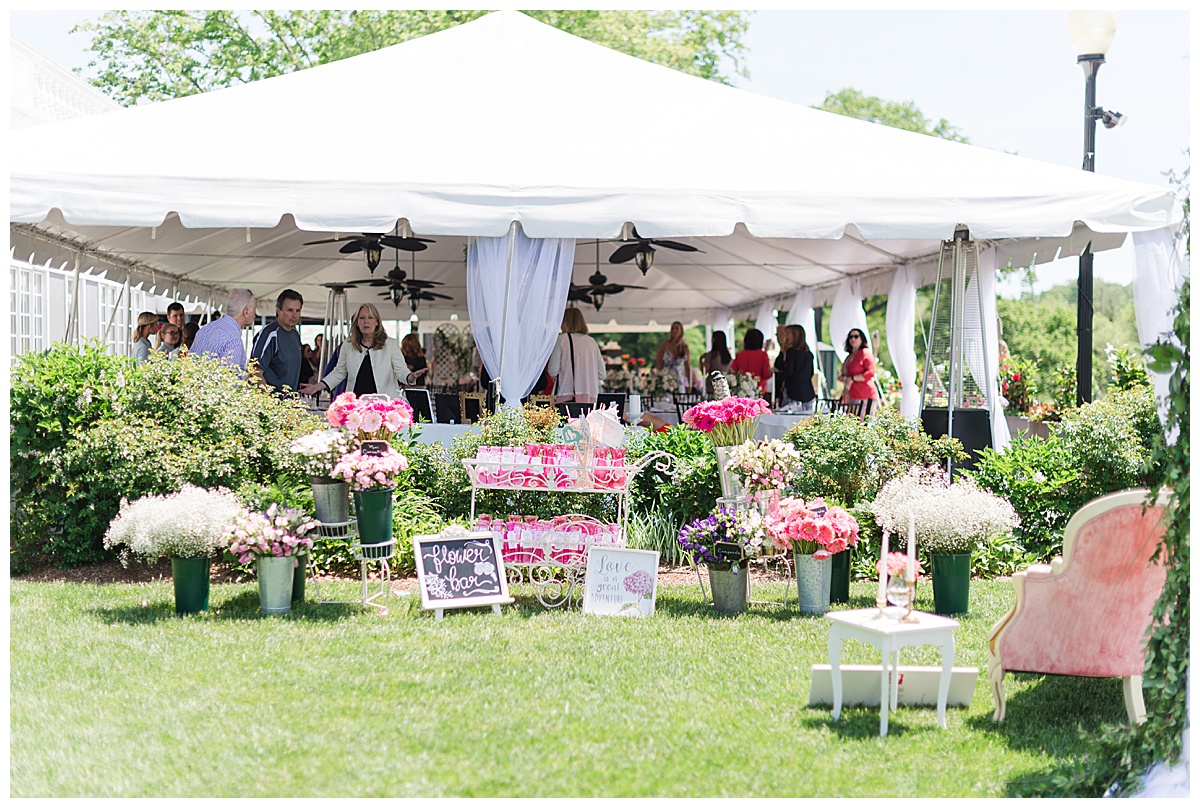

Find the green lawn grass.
xmin=9 ymin=576 xmax=1130 ymax=797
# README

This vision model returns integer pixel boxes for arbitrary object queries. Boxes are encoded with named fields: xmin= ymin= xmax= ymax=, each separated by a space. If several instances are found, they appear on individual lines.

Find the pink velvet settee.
xmin=987 ymin=488 xmax=1170 ymax=724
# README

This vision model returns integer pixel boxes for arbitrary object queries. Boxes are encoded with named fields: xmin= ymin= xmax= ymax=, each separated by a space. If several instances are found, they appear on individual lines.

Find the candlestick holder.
xmin=900 ymin=577 xmax=919 ymax=622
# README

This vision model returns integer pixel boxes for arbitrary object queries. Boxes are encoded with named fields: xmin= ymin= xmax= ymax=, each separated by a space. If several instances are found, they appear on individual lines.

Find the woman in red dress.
xmin=729 ymin=328 xmax=773 ymax=393
xmin=838 ymin=328 xmax=878 ymax=414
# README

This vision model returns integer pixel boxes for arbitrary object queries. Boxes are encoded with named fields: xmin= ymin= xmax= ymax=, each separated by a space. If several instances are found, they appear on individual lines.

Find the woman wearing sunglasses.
xmin=838 ymin=328 xmax=877 ymax=415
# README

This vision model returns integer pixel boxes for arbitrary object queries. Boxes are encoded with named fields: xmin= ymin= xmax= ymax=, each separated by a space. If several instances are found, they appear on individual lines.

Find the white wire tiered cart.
xmin=461 ymin=450 xmax=674 ymax=608
xmin=308 ymin=520 xmax=395 ymax=615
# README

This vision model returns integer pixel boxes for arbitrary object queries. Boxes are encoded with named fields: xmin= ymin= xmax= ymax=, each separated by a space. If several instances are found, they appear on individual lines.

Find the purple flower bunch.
xmin=677 ymin=506 xmax=767 ymax=567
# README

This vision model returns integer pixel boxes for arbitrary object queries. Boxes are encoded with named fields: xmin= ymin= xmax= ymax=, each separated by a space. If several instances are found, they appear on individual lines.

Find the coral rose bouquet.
xmin=325 ymin=392 xmax=415 ymax=444
xmin=765 ymin=496 xmax=860 ymax=558
xmin=331 ymin=446 xmax=410 ymax=491
xmin=226 ymin=503 xmax=317 ymax=564
xmin=682 ymin=396 xmax=771 ymax=447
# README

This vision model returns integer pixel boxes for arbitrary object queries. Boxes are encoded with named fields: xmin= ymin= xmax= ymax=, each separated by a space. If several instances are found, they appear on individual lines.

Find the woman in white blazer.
xmin=299 ymin=303 xmax=425 ymax=399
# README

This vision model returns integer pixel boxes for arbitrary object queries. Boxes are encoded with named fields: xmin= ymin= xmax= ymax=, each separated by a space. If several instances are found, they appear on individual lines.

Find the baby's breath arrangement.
xmin=103 ymin=485 xmax=243 ymax=564
xmin=870 ymin=465 xmax=1019 ymax=555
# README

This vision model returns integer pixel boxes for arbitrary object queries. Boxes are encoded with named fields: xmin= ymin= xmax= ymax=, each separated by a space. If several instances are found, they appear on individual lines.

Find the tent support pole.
xmin=100 ymin=279 xmax=128 ymax=348
xmin=496 ymin=220 xmax=519 ymax=405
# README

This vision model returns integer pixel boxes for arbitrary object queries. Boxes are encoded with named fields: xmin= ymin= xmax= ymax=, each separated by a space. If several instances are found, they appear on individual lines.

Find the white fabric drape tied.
xmin=712 ymin=307 xmax=734 ymax=350
xmin=466 ymin=223 xmax=575 ymax=404
xmin=785 ymin=289 xmax=818 ymax=356
xmin=829 ymin=279 xmax=869 ymax=360
xmin=1133 ymin=227 xmax=1189 ymax=431
xmin=886 ymin=265 xmax=920 ymax=420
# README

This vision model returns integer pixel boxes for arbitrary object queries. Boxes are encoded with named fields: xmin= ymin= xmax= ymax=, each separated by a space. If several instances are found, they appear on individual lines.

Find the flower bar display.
xmin=475 ymin=514 xmax=624 ymax=567
xmin=467 ymin=443 xmax=627 ymax=491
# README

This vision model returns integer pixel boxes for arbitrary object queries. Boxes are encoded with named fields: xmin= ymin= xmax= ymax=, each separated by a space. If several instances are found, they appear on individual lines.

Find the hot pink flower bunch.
xmin=331 ymin=447 xmax=410 ymax=491
xmin=764 ymin=496 xmax=860 ymax=559
xmin=682 ymin=396 xmax=771 ymax=446
xmin=876 ymin=551 xmax=922 ymax=579
xmin=326 ymin=392 xmax=414 ymax=443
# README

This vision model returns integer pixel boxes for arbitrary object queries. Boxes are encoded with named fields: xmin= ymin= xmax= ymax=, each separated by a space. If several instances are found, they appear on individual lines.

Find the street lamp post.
xmin=1068 ymin=11 xmax=1118 ymax=406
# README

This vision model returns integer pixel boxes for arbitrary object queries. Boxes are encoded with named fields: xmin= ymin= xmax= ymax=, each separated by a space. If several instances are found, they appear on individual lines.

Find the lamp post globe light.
xmin=1067 ymin=11 xmax=1120 ymax=406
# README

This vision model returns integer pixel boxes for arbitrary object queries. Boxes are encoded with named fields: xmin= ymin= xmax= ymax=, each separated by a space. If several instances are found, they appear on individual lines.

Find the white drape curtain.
xmin=979 ymin=247 xmax=1010 ymax=452
xmin=785 ymin=289 xmax=818 ymax=356
xmin=829 ymin=279 xmax=869 ymax=360
xmin=754 ymin=300 xmax=778 ymax=342
xmin=466 ymin=223 xmax=575 ymax=404
xmin=1133 ymin=226 xmax=1189 ymax=429
xmin=712 ymin=307 xmax=734 ymax=352
xmin=886 ymin=264 xmax=920 ymax=420
xmin=962 ymin=247 xmax=1009 ymax=452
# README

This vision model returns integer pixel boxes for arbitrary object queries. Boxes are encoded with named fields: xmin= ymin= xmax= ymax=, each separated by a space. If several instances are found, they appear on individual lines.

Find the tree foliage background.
xmin=75 ymin=9 xmax=749 ymax=106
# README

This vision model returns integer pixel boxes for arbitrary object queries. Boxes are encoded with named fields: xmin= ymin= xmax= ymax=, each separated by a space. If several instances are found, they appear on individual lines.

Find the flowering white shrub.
xmin=870 ymin=465 xmax=1019 ymax=555
xmin=103 ymin=485 xmax=242 ymax=564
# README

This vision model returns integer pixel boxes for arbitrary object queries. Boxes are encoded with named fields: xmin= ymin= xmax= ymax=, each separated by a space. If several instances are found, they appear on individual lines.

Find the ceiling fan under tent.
xmin=8 ymin=12 xmax=1182 ymax=431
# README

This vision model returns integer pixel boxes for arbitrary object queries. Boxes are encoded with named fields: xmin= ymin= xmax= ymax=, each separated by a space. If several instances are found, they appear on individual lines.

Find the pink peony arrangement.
xmin=331 ymin=446 xmax=410 ymax=492
xmin=764 ymin=496 xmax=860 ymax=559
xmin=681 ymin=396 xmax=771 ymax=446
xmin=326 ymin=392 xmax=414 ymax=443
xmin=877 ymin=551 xmax=923 ymax=579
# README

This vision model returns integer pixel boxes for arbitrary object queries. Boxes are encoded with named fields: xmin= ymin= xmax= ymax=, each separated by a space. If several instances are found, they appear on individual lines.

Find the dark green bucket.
xmin=292 ymin=554 xmax=306 ymax=603
xmin=829 ymin=549 xmax=851 ymax=604
xmin=354 ymin=488 xmax=394 ymax=559
xmin=171 ymin=556 xmax=211 ymax=615
xmin=931 ymin=553 xmax=972 ymax=615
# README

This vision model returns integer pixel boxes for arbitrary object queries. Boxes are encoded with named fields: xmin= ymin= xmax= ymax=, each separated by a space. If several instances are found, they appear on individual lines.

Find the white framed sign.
xmin=414 ymin=528 xmax=513 ymax=620
xmin=583 ymin=547 xmax=659 ymax=617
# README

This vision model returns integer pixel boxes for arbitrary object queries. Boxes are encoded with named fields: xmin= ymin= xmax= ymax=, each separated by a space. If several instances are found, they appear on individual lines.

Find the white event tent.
xmin=9 ymin=11 xmax=1185 ymax=434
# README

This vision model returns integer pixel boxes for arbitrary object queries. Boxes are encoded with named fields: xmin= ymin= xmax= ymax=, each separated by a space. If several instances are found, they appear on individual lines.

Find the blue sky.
xmin=9 ymin=8 xmax=1192 ymax=296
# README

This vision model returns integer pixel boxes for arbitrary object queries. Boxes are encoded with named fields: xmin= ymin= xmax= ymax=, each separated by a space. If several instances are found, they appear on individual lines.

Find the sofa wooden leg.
xmin=989 ymin=665 xmax=1006 ymax=721
xmin=1123 ymin=675 xmax=1146 ymax=724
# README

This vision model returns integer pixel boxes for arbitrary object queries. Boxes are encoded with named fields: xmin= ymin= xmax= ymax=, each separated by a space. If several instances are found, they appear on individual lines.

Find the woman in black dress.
xmin=774 ymin=324 xmax=816 ymax=409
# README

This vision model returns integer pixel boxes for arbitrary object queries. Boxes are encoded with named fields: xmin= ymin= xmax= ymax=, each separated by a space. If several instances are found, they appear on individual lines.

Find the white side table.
xmin=826 ymin=608 xmax=960 ymax=737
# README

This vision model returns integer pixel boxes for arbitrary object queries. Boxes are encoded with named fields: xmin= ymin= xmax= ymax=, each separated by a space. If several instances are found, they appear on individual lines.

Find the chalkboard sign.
xmin=360 ymin=440 xmax=389 ymax=457
xmin=414 ymin=529 xmax=513 ymax=618
xmin=583 ymin=547 xmax=659 ymax=618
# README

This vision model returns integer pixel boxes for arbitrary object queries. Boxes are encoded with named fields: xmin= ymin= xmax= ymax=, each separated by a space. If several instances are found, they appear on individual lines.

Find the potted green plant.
xmin=103 ymin=486 xmax=242 ymax=615
xmin=871 ymin=466 xmax=1018 ymax=614
xmin=677 ymin=506 xmax=768 ymax=614
xmin=227 ymin=503 xmax=317 ymax=615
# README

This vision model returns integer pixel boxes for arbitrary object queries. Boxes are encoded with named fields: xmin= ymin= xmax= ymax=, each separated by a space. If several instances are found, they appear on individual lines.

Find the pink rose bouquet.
xmin=325 ymin=392 xmax=415 ymax=443
xmin=331 ymin=446 xmax=410 ymax=491
xmin=226 ymin=503 xmax=316 ymax=564
xmin=765 ymin=496 xmax=860 ymax=559
xmin=876 ymin=551 xmax=923 ymax=579
xmin=682 ymin=396 xmax=771 ymax=446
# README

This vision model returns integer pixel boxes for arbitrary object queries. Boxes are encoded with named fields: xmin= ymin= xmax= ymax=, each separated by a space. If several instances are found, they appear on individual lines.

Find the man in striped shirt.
xmin=190 ymin=288 xmax=257 ymax=370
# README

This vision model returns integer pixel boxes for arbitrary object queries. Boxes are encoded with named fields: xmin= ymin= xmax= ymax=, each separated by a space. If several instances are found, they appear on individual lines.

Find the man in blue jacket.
xmin=251 ymin=289 xmax=304 ymax=396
